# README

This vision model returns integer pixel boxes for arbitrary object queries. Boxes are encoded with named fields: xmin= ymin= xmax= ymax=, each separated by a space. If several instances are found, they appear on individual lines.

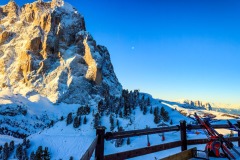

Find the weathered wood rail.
xmin=80 ymin=120 xmax=240 ymax=160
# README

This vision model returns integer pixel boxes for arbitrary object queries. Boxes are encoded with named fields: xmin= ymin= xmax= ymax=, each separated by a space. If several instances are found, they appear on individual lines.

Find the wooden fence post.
xmin=237 ymin=121 xmax=240 ymax=147
xmin=180 ymin=120 xmax=187 ymax=151
xmin=95 ymin=126 xmax=106 ymax=160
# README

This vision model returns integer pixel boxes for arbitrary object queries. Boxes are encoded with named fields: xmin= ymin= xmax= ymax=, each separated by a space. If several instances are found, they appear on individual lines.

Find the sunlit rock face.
xmin=0 ymin=0 xmax=122 ymax=104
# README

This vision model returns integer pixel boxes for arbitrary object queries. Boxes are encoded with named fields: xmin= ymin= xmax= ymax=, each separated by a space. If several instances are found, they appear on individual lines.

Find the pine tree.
xmin=127 ymin=137 xmax=130 ymax=145
xmin=43 ymin=147 xmax=50 ymax=160
xmin=170 ymin=119 xmax=173 ymax=125
xmin=60 ymin=116 xmax=64 ymax=121
xmin=77 ymin=106 xmax=83 ymax=116
xmin=150 ymin=106 xmax=153 ymax=114
xmin=147 ymin=97 xmax=151 ymax=106
xmin=16 ymin=144 xmax=23 ymax=160
xmin=119 ymin=110 xmax=123 ymax=118
xmin=30 ymin=151 xmax=35 ymax=160
xmin=85 ymin=105 xmax=91 ymax=114
xmin=3 ymin=142 xmax=9 ymax=160
xmin=160 ymin=107 xmax=169 ymax=122
xmin=35 ymin=146 xmax=43 ymax=160
xmin=0 ymin=145 xmax=2 ymax=159
xmin=66 ymin=112 xmax=73 ymax=125
xmin=143 ymin=105 xmax=147 ymax=115
xmin=22 ymin=138 xmax=27 ymax=146
xmin=116 ymin=119 xmax=119 ymax=128
xmin=83 ymin=116 xmax=87 ymax=124
xmin=153 ymin=107 xmax=160 ymax=124
xmin=9 ymin=141 xmax=14 ymax=151
xmin=109 ymin=114 xmax=114 ymax=131
xmin=26 ymin=139 xmax=30 ymax=149
xmin=94 ymin=113 xmax=100 ymax=129
xmin=50 ymin=120 xmax=54 ymax=127
xmin=73 ymin=116 xmax=80 ymax=128
xmin=22 ymin=148 xmax=28 ymax=160
xmin=69 ymin=156 xmax=74 ymax=160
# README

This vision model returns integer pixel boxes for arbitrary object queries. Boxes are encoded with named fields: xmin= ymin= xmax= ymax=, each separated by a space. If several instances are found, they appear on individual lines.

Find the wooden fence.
xmin=81 ymin=120 xmax=240 ymax=160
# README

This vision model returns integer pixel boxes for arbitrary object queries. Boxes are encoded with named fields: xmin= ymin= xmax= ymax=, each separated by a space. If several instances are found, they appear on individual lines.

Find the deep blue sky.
xmin=2 ymin=0 xmax=240 ymax=104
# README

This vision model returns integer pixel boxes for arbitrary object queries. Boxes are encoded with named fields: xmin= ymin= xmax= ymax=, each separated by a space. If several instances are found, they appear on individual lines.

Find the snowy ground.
xmin=0 ymin=89 xmax=240 ymax=159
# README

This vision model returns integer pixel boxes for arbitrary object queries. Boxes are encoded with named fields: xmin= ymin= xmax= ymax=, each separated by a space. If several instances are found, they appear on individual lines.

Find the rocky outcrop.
xmin=0 ymin=0 xmax=122 ymax=104
xmin=183 ymin=100 xmax=212 ymax=110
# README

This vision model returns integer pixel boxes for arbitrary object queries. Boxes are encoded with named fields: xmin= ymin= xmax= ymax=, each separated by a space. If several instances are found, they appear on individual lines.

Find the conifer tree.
xmin=3 ymin=142 xmax=9 ymax=160
xmin=143 ymin=105 xmax=147 ymax=115
xmin=26 ymin=139 xmax=30 ymax=149
xmin=9 ymin=141 xmax=14 ymax=151
xmin=43 ymin=147 xmax=50 ymax=160
xmin=23 ymin=138 xmax=27 ymax=146
xmin=66 ymin=112 xmax=73 ymax=125
xmin=150 ymin=106 xmax=153 ymax=114
xmin=170 ymin=119 xmax=173 ymax=125
xmin=35 ymin=146 xmax=43 ymax=160
xmin=153 ymin=107 xmax=160 ymax=124
xmin=109 ymin=114 xmax=114 ymax=131
xmin=119 ymin=110 xmax=123 ymax=118
xmin=30 ymin=151 xmax=35 ymax=160
xmin=73 ymin=116 xmax=80 ymax=128
xmin=16 ymin=144 xmax=23 ymax=160
xmin=94 ymin=113 xmax=100 ymax=129
xmin=116 ymin=119 xmax=119 ymax=128
xmin=160 ymin=107 xmax=169 ymax=122
xmin=127 ymin=137 xmax=130 ymax=145
xmin=147 ymin=97 xmax=151 ymax=106
xmin=22 ymin=148 xmax=28 ymax=160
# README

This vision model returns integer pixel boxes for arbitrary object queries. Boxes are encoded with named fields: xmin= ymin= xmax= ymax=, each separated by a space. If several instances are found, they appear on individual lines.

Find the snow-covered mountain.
xmin=0 ymin=0 xmax=122 ymax=104
xmin=0 ymin=0 xmax=240 ymax=160
xmin=176 ymin=99 xmax=240 ymax=115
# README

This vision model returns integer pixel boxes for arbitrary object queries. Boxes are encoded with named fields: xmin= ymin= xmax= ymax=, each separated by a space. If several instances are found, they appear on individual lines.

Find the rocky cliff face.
xmin=183 ymin=100 xmax=212 ymax=110
xmin=0 ymin=0 xmax=122 ymax=103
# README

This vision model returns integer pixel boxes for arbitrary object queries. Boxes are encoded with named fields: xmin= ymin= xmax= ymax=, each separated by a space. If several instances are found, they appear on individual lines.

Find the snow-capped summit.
xmin=0 ymin=0 xmax=122 ymax=104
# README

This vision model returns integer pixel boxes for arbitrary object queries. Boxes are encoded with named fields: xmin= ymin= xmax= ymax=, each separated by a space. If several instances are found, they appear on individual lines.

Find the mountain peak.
xmin=0 ymin=1 xmax=122 ymax=104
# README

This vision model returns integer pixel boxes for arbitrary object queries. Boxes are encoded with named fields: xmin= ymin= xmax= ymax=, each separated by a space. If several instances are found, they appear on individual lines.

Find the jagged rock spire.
xmin=51 ymin=0 xmax=64 ymax=7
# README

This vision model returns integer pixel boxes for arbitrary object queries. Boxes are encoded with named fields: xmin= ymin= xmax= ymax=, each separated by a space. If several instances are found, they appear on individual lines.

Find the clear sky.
xmin=2 ymin=0 xmax=240 ymax=105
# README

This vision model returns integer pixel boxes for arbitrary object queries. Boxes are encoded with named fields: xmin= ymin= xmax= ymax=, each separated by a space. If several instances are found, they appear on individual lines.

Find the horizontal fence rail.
xmin=104 ymin=141 xmax=182 ymax=160
xmin=105 ymin=126 xmax=180 ymax=140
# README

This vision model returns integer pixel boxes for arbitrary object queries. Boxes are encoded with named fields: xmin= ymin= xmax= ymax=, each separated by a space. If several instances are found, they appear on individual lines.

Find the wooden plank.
xmin=104 ymin=141 xmax=182 ymax=160
xmin=161 ymin=147 xmax=197 ymax=160
xmin=80 ymin=135 xmax=98 ymax=160
xmin=105 ymin=126 xmax=179 ymax=140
